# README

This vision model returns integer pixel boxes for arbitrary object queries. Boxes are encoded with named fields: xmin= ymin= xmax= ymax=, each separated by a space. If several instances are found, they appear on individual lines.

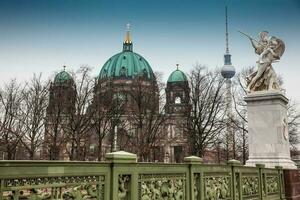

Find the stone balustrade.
xmin=0 ymin=151 xmax=285 ymax=200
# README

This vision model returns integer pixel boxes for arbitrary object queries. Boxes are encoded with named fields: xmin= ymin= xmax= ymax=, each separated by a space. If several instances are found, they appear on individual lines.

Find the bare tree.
xmin=44 ymin=76 xmax=75 ymax=160
xmin=64 ymin=66 xmax=95 ymax=160
xmin=185 ymin=65 xmax=226 ymax=157
xmin=44 ymin=94 xmax=67 ymax=160
xmin=230 ymin=68 xmax=250 ymax=164
xmin=0 ymin=80 xmax=23 ymax=160
xmin=90 ymin=81 xmax=124 ymax=161
xmin=287 ymin=101 xmax=300 ymax=150
xmin=18 ymin=74 xmax=49 ymax=160
xmin=126 ymin=73 xmax=167 ymax=162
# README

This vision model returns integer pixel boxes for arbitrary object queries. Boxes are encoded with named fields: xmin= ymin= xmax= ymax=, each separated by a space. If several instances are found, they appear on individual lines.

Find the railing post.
xmin=275 ymin=166 xmax=284 ymax=200
xmin=0 ymin=179 xmax=3 ymax=200
xmin=228 ymin=159 xmax=241 ymax=200
xmin=256 ymin=164 xmax=265 ymax=200
xmin=184 ymin=156 xmax=203 ymax=200
xmin=105 ymin=151 xmax=137 ymax=200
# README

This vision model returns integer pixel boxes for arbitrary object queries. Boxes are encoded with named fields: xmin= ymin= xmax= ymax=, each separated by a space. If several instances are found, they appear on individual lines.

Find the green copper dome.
xmin=99 ymin=51 xmax=154 ymax=80
xmin=54 ymin=70 xmax=73 ymax=84
xmin=99 ymin=26 xmax=154 ymax=80
xmin=167 ymin=69 xmax=188 ymax=82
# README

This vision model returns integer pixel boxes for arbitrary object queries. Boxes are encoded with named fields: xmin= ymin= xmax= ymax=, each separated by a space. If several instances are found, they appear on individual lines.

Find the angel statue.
xmin=239 ymin=31 xmax=285 ymax=92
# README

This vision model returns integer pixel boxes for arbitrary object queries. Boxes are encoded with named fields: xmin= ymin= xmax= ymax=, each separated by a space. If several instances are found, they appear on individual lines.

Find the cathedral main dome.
xmin=98 ymin=51 xmax=154 ymax=80
xmin=98 ymin=25 xmax=155 ymax=80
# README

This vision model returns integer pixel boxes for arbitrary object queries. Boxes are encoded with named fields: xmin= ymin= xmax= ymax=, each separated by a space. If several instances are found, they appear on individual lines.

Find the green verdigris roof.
xmin=167 ymin=69 xmax=188 ymax=82
xmin=54 ymin=71 xmax=72 ymax=83
xmin=98 ymin=51 xmax=154 ymax=80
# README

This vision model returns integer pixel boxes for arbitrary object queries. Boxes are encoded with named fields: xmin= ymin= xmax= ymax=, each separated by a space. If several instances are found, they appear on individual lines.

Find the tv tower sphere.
xmin=221 ymin=60 xmax=236 ymax=79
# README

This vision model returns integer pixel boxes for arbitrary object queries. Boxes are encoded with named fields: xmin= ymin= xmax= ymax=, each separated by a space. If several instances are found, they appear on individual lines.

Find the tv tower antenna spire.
xmin=221 ymin=6 xmax=236 ymax=160
xmin=225 ymin=6 xmax=229 ymax=54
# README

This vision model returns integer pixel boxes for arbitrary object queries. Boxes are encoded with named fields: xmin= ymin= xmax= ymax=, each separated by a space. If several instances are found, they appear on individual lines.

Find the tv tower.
xmin=221 ymin=6 xmax=236 ymax=160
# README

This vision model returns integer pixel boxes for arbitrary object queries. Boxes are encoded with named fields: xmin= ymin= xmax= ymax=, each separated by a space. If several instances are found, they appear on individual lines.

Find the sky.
xmin=0 ymin=0 xmax=299 ymax=102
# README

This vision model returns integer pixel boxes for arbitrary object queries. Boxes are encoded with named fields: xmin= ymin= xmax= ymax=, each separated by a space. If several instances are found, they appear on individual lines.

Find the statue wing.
xmin=274 ymin=38 xmax=285 ymax=58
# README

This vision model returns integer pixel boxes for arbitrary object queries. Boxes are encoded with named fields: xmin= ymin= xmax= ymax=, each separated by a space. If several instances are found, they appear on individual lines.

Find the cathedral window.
xmin=143 ymin=68 xmax=148 ymax=78
xmin=175 ymin=96 xmax=181 ymax=104
xmin=113 ymin=92 xmax=126 ymax=105
xmin=174 ymin=146 xmax=183 ymax=163
xmin=120 ymin=66 xmax=127 ymax=77
xmin=175 ymin=126 xmax=182 ymax=137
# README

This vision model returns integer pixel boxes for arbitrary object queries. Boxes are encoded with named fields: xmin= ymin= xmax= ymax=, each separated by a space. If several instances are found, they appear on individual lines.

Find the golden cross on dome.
xmin=124 ymin=23 xmax=132 ymax=43
xmin=176 ymin=63 xmax=179 ymax=70
xmin=126 ymin=23 xmax=131 ymax=31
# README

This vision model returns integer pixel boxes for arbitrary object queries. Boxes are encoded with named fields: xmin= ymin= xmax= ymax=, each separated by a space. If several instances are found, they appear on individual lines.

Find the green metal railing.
xmin=0 ymin=151 xmax=285 ymax=200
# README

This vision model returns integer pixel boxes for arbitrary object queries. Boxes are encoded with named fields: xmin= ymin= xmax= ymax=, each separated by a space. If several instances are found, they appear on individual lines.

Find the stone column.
xmin=245 ymin=91 xmax=296 ymax=169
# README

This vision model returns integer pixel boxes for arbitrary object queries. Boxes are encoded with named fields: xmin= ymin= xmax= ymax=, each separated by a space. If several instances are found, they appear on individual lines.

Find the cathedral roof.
xmin=54 ymin=68 xmax=73 ymax=84
xmin=99 ymin=51 xmax=154 ymax=80
xmin=167 ymin=66 xmax=188 ymax=83
xmin=98 ymin=24 xmax=155 ymax=80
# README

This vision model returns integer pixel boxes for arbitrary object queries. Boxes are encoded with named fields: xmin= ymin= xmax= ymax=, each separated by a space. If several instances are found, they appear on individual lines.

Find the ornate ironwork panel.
xmin=138 ymin=173 xmax=186 ymax=200
xmin=118 ymin=174 xmax=130 ymax=200
xmin=266 ymin=176 xmax=279 ymax=195
xmin=241 ymin=175 xmax=259 ymax=198
xmin=235 ymin=173 xmax=240 ymax=200
xmin=1 ymin=175 xmax=105 ymax=200
xmin=194 ymin=173 xmax=200 ymax=200
xmin=204 ymin=175 xmax=231 ymax=200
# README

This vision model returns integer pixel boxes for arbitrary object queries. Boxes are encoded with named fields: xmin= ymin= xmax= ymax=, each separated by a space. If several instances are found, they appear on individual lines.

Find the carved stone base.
xmin=246 ymin=158 xmax=296 ymax=169
xmin=245 ymin=90 xmax=296 ymax=169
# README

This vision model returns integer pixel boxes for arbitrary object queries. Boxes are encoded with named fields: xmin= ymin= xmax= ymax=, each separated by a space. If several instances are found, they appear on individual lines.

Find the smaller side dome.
xmin=54 ymin=70 xmax=73 ymax=84
xmin=167 ymin=69 xmax=188 ymax=83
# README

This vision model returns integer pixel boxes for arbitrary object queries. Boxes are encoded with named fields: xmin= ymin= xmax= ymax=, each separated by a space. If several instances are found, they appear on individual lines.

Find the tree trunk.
xmin=98 ymin=138 xmax=103 ymax=161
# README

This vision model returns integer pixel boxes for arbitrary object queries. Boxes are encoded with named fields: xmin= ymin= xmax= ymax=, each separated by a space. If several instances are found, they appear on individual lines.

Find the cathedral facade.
xmin=44 ymin=28 xmax=191 ymax=162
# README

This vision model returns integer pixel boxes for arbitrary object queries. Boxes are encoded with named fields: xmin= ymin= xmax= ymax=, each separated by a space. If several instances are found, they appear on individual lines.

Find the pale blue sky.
xmin=0 ymin=0 xmax=299 ymax=102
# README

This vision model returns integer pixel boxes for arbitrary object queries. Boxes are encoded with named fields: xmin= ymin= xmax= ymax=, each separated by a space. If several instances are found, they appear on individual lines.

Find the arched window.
xmin=143 ymin=68 xmax=148 ymax=78
xmin=175 ymin=96 xmax=181 ymax=104
xmin=113 ymin=92 xmax=126 ymax=108
xmin=120 ymin=66 xmax=127 ymax=77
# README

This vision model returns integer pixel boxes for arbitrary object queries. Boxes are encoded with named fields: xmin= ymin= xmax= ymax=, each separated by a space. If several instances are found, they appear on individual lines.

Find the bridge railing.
xmin=0 ymin=151 xmax=285 ymax=200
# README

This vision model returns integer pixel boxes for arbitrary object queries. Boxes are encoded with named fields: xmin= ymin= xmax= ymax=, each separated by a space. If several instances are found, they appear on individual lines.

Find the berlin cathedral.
xmin=44 ymin=27 xmax=191 ymax=163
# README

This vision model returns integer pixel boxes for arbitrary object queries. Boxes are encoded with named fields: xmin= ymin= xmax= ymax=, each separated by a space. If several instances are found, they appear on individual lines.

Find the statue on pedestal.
xmin=239 ymin=31 xmax=285 ymax=92
xmin=242 ymin=30 xmax=296 ymax=169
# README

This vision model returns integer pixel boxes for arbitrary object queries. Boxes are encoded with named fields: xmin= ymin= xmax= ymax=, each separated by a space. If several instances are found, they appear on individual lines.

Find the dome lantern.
xmin=123 ymin=23 xmax=133 ymax=52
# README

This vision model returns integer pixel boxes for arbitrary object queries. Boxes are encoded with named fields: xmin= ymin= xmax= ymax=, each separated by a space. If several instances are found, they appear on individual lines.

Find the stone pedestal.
xmin=245 ymin=91 xmax=296 ymax=169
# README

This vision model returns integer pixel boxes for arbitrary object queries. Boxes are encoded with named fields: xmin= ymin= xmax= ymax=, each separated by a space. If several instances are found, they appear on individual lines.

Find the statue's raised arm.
xmin=239 ymin=30 xmax=285 ymax=92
